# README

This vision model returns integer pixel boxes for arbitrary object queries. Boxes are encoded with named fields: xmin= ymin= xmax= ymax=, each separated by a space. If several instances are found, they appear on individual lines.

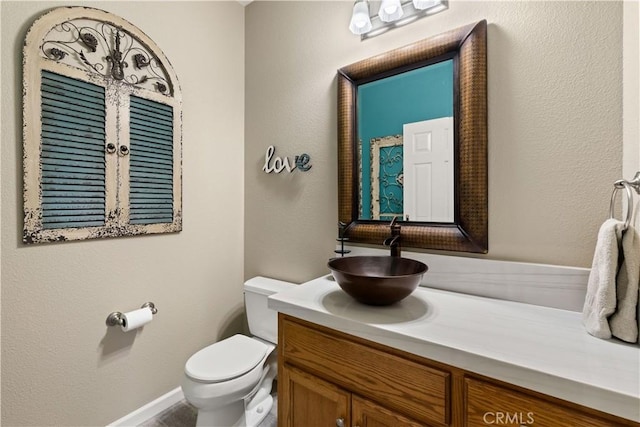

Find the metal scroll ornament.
xmin=41 ymin=19 xmax=171 ymax=95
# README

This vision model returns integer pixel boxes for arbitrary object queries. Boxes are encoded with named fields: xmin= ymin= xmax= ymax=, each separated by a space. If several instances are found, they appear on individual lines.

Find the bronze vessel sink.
xmin=327 ymin=256 xmax=428 ymax=306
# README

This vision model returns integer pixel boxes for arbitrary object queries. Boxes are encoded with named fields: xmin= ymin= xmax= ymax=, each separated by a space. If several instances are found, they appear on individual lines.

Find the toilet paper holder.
xmin=106 ymin=302 xmax=158 ymax=327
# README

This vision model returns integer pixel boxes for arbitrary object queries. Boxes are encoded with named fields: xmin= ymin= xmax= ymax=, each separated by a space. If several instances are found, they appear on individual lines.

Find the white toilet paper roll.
xmin=121 ymin=307 xmax=153 ymax=332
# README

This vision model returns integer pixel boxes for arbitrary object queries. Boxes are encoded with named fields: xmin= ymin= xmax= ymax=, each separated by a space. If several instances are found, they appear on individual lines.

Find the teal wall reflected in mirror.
xmin=358 ymin=59 xmax=454 ymax=220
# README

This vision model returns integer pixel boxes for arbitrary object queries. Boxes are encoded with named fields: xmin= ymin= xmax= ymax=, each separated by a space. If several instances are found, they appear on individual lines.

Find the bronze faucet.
xmin=383 ymin=216 xmax=401 ymax=257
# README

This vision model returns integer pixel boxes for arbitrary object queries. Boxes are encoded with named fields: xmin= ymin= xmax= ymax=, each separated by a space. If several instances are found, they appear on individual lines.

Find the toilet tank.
xmin=244 ymin=276 xmax=296 ymax=344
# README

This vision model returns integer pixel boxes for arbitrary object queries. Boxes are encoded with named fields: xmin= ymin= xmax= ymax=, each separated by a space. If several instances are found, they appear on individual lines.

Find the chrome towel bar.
xmin=609 ymin=171 xmax=640 ymax=231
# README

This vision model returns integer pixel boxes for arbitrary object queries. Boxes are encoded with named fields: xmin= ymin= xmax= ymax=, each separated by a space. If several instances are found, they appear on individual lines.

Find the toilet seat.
xmin=185 ymin=334 xmax=269 ymax=383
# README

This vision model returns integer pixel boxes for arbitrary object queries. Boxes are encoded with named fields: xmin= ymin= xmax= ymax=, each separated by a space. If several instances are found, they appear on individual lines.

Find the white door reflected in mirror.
xmin=403 ymin=117 xmax=454 ymax=222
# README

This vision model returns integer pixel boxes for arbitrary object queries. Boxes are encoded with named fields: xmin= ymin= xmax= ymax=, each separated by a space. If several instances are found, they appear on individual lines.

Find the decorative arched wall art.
xmin=23 ymin=7 xmax=182 ymax=243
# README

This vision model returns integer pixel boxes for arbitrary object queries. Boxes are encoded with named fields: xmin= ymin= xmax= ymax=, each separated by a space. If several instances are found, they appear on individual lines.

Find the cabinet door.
xmin=280 ymin=365 xmax=350 ymax=427
xmin=352 ymin=395 xmax=426 ymax=427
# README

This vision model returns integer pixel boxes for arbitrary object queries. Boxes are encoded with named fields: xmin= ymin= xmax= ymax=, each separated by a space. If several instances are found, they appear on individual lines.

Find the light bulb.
xmin=378 ymin=0 xmax=403 ymax=22
xmin=349 ymin=0 xmax=372 ymax=35
xmin=412 ymin=0 xmax=439 ymax=10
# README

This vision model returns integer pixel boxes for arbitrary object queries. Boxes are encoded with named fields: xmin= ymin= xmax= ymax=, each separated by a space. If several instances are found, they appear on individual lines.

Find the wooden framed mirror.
xmin=337 ymin=20 xmax=487 ymax=253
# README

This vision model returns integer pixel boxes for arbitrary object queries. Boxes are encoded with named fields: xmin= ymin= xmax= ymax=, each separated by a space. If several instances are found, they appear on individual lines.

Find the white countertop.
xmin=268 ymin=275 xmax=640 ymax=422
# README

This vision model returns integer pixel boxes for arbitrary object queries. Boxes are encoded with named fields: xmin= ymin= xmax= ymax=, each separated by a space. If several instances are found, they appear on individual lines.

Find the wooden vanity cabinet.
xmin=278 ymin=314 xmax=639 ymax=427
xmin=279 ymin=314 xmax=452 ymax=427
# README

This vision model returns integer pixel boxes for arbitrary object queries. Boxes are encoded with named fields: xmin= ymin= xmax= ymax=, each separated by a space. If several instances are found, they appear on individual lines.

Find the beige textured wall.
xmin=624 ymin=1 xmax=640 ymax=185
xmin=245 ymin=1 xmax=623 ymax=283
xmin=1 ymin=1 xmax=245 ymax=425
xmin=623 ymin=1 xmax=640 ymax=230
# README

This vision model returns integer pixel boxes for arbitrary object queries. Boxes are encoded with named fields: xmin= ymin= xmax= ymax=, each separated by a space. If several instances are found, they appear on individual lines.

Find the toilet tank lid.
xmin=244 ymin=276 xmax=296 ymax=296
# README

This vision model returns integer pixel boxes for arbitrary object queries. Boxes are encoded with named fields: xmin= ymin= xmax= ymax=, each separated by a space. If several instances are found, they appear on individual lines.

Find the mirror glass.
xmin=357 ymin=59 xmax=454 ymax=222
xmin=337 ymin=20 xmax=488 ymax=253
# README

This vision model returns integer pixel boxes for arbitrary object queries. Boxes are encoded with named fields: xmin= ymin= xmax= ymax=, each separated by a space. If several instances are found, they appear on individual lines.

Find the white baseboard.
xmin=107 ymin=386 xmax=184 ymax=427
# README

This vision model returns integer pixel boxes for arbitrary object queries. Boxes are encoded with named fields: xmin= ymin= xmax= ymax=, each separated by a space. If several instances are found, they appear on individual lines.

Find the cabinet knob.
xmin=119 ymin=145 xmax=130 ymax=156
xmin=105 ymin=143 xmax=116 ymax=154
xmin=336 ymin=418 xmax=345 ymax=427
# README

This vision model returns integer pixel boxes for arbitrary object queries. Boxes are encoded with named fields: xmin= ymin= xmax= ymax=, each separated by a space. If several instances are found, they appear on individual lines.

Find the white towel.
xmin=609 ymin=224 xmax=640 ymax=343
xmin=582 ymin=218 xmax=625 ymax=339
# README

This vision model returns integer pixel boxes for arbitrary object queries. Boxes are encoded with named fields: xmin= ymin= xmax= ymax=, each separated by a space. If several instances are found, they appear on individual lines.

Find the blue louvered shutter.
xmin=129 ymin=95 xmax=174 ymax=225
xmin=40 ymin=70 xmax=106 ymax=229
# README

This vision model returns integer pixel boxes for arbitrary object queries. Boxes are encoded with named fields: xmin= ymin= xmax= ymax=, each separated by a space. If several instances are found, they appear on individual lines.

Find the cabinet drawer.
xmin=281 ymin=316 xmax=451 ymax=426
xmin=465 ymin=377 xmax=633 ymax=427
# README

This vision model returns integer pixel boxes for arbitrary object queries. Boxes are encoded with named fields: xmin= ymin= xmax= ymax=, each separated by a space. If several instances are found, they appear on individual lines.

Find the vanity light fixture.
xmin=349 ymin=0 xmax=448 ymax=39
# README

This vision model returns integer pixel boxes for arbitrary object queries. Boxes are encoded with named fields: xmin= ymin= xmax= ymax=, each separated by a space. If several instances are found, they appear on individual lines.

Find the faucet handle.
xmin=389 ymin=216 xmax=401 ymax=234
xmin=384 ymin=235 xmax=399 ymax=246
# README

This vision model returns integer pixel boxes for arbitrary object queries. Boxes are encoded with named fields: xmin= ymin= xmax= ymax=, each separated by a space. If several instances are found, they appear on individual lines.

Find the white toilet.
xmin=181 ymin=277 xmax=294 ymax=427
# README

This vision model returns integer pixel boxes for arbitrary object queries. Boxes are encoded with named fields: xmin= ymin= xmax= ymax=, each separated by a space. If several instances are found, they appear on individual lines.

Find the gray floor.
xmin=139 ymin=396 xmax=277 ymax=427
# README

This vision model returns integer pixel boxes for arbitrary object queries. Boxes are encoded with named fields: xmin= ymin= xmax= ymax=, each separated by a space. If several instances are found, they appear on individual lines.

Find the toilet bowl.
xmin=181 ymin=277 xmax=295 ymax=427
